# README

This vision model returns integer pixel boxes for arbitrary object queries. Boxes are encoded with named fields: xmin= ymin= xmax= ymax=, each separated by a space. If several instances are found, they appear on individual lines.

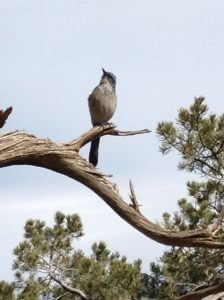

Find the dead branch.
xmin=129 ymin=180 xmax=141 ymax=213
xmin=55 ymin=292 xmax=70 ymax=300
xmin=73 ymin=124 xmax=150 ymax=150
xmin=178 ymin=282 xmax=224 ymax=300
xmin=207 ymin=291 xmax=224 ymax=299
xmin=0 ymin=125 xmax=224 ymax=248
xmin=49 ymin=271 xmax=88 ymax=300
xmin=206 ymin=292 xmax=224 ymax=300
xmin=0 ymin=106 xmax=12 ymax=128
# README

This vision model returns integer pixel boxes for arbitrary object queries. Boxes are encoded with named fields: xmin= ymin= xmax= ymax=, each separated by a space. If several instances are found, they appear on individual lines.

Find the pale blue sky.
xmin=1 ymin=0 xmax=224 ymax=279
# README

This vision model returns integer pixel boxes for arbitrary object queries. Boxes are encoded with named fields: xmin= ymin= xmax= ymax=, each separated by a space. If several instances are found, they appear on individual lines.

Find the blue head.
xmin=101 ymin=68 xmax=116 ymax=91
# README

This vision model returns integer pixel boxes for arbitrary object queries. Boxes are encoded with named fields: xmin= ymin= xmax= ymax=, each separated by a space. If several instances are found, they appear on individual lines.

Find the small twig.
xmin=207 ymin=207 xmax=224 ymax=237
xmin=0 ymin=106 xmax=12 ymax=129
xmin=49 ymin=270 xmax=88 ymax=300
xmin=56 ymin=292 xmax=70 ymax=300
xmin=218 ymin=207 xmax=224 ymax=225
xmin=72 ymin=124 xmax=151 ymax=151
xmin=110 ymin=128 xmax=151 ymax=136
xmin=53 ymin=264 xmax=77 ymax=273
xmin=129 ymin=180 xmax=142 ymax=213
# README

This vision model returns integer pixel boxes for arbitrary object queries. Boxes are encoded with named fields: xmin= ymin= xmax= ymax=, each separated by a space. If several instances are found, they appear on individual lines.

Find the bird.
xmin=88 ymin=68 xmax=117 ymax=166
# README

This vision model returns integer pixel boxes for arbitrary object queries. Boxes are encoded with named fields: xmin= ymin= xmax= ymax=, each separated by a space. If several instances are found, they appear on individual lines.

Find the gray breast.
xmin=88 ymin=85 xmax=117 ymax=125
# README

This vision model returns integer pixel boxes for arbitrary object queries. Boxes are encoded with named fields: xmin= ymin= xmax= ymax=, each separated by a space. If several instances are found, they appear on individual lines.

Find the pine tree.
xmin=4 ymin=212 xmax=142 ymax=300
xmin=146 ymin=98 xmax=224 ymax=298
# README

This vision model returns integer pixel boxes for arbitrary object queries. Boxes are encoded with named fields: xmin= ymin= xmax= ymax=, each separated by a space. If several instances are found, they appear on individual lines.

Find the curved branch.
xmin=49 ymin=271 xmax=88 ymax=300
xmin=0 ymin=126 xmax=224 ymax=248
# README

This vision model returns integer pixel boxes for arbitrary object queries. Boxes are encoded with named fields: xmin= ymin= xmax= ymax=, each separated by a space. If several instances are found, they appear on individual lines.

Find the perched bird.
xmin=88 ymin=68 xmax=117 ymax=166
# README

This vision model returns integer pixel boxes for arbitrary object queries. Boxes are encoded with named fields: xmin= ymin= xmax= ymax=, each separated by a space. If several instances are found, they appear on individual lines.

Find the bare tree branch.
xmin=204 ymin=292 xmax=224 ymax=300
xmin=206 ymin=291 xmax=224 ymax=299
xmin=178 ymin=282 xmax=224 ymax=300
xmin=129 ymin=180 xmax=141 ymax=213
xmin=49 ymin=271 xmax=88 ymax=300
xmin=73 ymin=123 xmax=150 ymax=151
xmin=0 ymin=125 xmax=224 ymax=248
xmin=0 ymin=106 xmax=12 ymax=129
xmin=56 ymin=292 xmax=70 ymax=300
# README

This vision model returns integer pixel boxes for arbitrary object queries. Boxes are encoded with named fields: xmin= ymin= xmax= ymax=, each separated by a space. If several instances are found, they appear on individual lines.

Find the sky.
xmin=1 ymin=0 xmax=224 ymax=280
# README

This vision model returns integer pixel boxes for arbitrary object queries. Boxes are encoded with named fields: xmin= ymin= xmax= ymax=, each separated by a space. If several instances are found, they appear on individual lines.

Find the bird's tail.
xmin=89 ymin=138 xmax=100 ymax=166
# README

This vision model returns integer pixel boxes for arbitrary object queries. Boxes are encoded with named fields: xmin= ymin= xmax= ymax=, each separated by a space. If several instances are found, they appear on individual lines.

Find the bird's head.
xmin=100 ymin=68 xmax=116 ymax=91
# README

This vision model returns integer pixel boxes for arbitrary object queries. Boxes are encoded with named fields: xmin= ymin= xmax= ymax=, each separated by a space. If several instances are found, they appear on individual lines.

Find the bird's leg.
xmin=101 ymin=121 xmax=115 ymax=126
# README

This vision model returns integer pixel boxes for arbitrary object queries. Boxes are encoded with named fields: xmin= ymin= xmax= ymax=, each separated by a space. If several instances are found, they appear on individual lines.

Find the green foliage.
xmin=157 ymin=97 xmax=224 ymax=178
xmin=7 ymin=212 xmax=142 ymax=299
xmin=66 ymin=242 xmax=142 ymax=299
xmin=3 ymin=98 xmax=224 ymax=299
xmin=0 ymin=281 xmax=15 ymax=300
xmin=13 ymin=212 xmax=83 ymax=274
xmin=146 ymin=98 xmax=224 ymax=298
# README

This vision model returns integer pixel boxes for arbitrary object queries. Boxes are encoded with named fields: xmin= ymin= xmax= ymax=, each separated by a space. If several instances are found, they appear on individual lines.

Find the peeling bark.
xmin=0 ymin=124 xmax=224 ymax=248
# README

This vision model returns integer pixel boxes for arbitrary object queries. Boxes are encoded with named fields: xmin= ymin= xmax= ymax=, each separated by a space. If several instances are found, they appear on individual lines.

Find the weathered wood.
xmin=0 ymin=125 xmax=224 ymax=248
xmin=179 ymin=282 xmax=224 ymax=300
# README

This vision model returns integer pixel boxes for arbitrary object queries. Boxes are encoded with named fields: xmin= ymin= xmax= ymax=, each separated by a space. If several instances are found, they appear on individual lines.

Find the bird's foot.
xmin=103 ymin=122 xmax=116 ymax=127
xmin=94 ymin=122 xmax=115 ymax=127
xmin=102 ymin=122 xmax=116 ymax=129
xmin=107 ymin=122 xmax=115 ymax=126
